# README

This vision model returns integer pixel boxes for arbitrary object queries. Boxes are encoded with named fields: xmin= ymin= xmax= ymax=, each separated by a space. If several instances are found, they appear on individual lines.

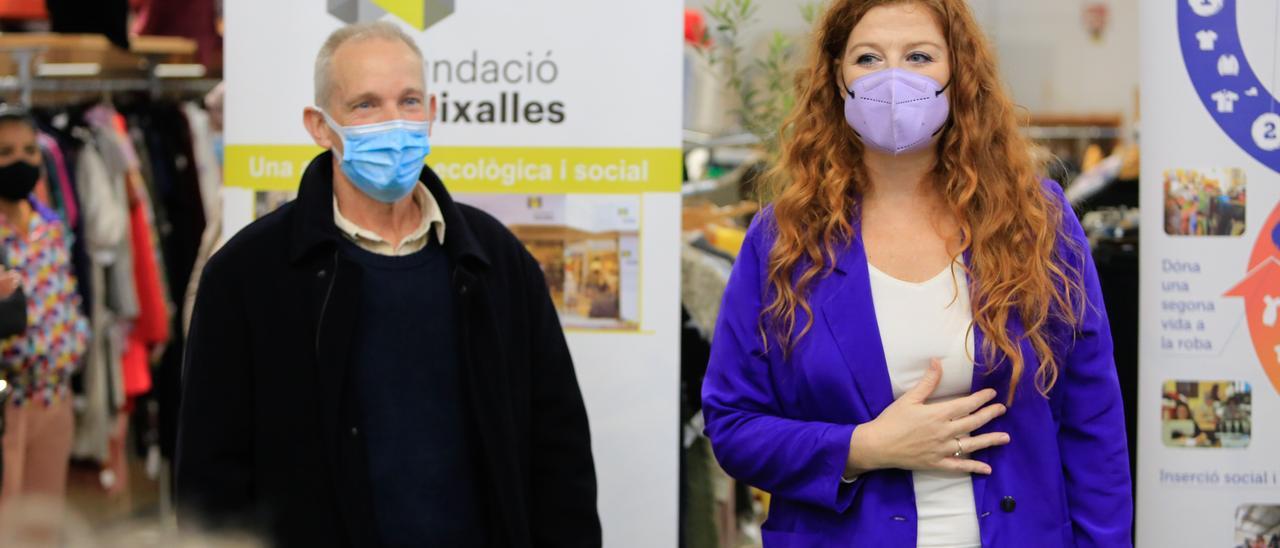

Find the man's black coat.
xmin=175 ymin=152 xmax=600 ymax=547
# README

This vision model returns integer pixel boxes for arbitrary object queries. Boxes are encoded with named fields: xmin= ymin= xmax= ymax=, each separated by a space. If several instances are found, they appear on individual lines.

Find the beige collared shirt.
xmin=333 ymin=184 xmax=447 ymax=256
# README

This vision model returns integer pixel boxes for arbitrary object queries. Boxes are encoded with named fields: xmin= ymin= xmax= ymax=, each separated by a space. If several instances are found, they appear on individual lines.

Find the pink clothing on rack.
xmin=37 ymin=134 xmax=79 ymax=228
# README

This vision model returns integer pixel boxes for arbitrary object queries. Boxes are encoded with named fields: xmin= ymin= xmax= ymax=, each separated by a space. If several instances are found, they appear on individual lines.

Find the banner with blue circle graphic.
xmin=1177 ymin=0 xmax=1280 ymax=169
xmin=1141 ymin=0 xmax=1280 ymax=545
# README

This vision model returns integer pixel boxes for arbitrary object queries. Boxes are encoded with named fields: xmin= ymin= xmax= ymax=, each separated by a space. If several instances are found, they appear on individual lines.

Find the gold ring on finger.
xmin=953 ymin=437 xmax=964 ymax=458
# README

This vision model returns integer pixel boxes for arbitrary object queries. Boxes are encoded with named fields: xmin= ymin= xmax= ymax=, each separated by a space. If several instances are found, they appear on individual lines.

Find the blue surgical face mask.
xmin=319 ymin=109 xmax=431 ymax=203
xmin=212 ymin=133 xmax=224 ymax=166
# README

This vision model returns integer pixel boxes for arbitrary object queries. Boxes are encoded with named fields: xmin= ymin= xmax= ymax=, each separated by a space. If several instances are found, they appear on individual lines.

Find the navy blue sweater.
xmin=341 ymin=238 xmax=484 ymax=547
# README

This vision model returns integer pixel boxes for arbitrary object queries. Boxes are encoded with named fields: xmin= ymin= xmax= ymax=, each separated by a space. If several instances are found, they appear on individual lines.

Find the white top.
xmin=868 ymin=261 xmax=981 ymax=548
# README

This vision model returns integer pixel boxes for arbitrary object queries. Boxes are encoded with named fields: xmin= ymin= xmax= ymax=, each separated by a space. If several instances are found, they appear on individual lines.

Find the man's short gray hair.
xmin=314 ymin=21 xmax=425 ymax=109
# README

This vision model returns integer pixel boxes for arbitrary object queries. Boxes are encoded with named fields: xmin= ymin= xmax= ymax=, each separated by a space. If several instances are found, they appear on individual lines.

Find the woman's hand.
xmin=846 ymin=359 xmax=1010 ymax=477
xmin=0 ymin=270 xmax=20 ymax=300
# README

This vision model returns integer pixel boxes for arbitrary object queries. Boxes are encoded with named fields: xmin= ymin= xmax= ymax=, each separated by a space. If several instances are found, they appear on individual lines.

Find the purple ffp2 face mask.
xmin=844 ymin=68 xmax=950 ymax=155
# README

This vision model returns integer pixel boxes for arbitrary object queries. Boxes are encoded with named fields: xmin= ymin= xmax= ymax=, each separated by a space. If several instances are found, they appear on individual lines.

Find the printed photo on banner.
xmin=1234 ymin=505 xmax=1280 ymax=548
xmin=1161 ymin=380 xmax=1252 ymax=448
xmin=1163 ymin=167 xmax=1246 ymax=236
xmin=458 ymin=194 xmax=642 ymax=332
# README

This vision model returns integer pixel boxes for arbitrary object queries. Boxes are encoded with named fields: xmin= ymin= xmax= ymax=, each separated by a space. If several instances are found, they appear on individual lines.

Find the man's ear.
xmin=304 ymin=108 xmax=337 ymax=149
xmin=427 ymin=94 xmax=438 ymax=137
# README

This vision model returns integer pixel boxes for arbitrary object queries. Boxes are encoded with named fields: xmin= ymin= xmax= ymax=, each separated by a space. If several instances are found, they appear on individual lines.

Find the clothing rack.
xmin=1022 ymin=113 xmax=1125 ymax=145
xmin=1023 ymin=125 xmax=1123 ymax=140
xmin=0 ymin=35 xmax=223 ymax=527
xmin=0 ymin=33 xmax=218 ymax=105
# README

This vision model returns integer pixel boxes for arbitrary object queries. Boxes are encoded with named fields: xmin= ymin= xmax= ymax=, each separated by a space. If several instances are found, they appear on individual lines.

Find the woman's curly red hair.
xmin=762 ymin=0 xmax=1085 ymax=401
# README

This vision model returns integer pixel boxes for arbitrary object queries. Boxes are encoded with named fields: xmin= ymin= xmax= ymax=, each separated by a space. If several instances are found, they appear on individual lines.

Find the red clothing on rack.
xmin=122 ymin=180 xmax=168 ymax=397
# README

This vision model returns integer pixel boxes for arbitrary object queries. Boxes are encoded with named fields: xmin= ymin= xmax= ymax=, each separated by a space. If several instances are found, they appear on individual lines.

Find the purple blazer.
xmin=702 ymin=182 xmax=1132 ymax=547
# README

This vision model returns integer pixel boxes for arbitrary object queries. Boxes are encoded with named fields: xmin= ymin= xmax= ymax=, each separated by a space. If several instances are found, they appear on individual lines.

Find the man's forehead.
xmin=331 ymin=37 xmax=422 ymax=68
xmin=332 ymin=43 xmax=422 ymax=83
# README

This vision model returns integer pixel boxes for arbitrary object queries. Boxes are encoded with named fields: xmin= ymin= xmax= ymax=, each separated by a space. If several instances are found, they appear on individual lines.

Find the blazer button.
xmin=317 ymin=269 xmax=328 ymax=278
xmin=349 ymin=426 xmax=359 ymax=437
xmin=1000 ymin=496 xmax=1016 ymax=513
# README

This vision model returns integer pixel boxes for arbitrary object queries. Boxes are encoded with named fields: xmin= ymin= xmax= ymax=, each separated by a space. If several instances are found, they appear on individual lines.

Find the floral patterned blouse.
xmin=0 ymin=204 xmax=89 ymax=407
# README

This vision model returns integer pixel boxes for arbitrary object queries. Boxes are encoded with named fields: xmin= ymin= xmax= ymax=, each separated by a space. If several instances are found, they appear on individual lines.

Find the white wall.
xmin=686 ymin=0 xmax=1141 ymax=130
xmin=970 ymin=0 xmax=1140 ymax=123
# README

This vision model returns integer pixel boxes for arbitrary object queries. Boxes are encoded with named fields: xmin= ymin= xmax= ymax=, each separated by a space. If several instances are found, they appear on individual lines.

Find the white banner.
xmin=223 ymin=1 xmax=682 ymax=545
xmin=1139 ymin=0 xmax=1280 ymax=545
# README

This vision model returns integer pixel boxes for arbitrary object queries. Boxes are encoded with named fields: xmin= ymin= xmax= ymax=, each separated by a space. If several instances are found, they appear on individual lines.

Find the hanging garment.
xmin=37 ymin=123 xmax=97 ymax=331
xmin=1065 ymin=152 xmax=1125 ymax=205
xmin=107 ymin=109 xmax=171 ymax=358
xmin=122 ymin=177 xmax=168 ymax=398
xmin=142 ymin=105 xmax=206 ymax=460
xmin=180 ymin=103 xmax=223 ymax=336
xmin=182 ymin=213 xmax=219 ymax=338
xmin=181 ymin=103 xmax=221 ymax=227
xmin=38 ymin=134 xmax=80 ymax=228
xmin=84 ymin=106 xmax=141 ymax=320
xmin=125 ymin=121 xmax=174 ymax=323
xmin=70 ymin=132 xmax=131 ymax=462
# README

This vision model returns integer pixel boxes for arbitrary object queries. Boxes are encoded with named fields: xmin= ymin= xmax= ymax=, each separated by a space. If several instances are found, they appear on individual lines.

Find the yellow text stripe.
xmin=224 ymin=145 xmax=682 ymax=194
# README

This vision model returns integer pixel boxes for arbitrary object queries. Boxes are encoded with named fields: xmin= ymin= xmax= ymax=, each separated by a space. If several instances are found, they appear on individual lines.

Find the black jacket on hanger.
xmin=175 ymin=152 xmax=601 ymax=547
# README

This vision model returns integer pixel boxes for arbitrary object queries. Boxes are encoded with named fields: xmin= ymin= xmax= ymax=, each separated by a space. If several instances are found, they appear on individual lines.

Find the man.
xmin=176 ymin=22 xmax=600 ymax=547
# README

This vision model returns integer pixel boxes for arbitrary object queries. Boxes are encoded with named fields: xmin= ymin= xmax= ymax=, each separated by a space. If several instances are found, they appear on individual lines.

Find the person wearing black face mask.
xmin=0 ymin=105 xmax=89 ymax=511
xmin=0 ymin=105 xmax=31 ymax=494
xmin=0 ymin=106 xmax=30 ymax=339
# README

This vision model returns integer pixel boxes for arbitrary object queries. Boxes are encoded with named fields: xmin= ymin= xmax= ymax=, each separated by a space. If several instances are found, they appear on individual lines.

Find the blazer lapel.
xmin=820 ymin=232 xmax=896 ymax=416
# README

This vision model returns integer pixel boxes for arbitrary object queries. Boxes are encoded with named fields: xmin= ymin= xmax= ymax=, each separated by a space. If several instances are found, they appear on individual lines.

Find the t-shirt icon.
xmin=1190 ymin=0 xmax=1224 ymax=17
xmin=1218 ymin=54 xmax=1240 ymax=76
xmin=1196 ymin=29 xmax=1218 ymax=50
xmin=1212 ymin=90 xmax=1240 ymax=113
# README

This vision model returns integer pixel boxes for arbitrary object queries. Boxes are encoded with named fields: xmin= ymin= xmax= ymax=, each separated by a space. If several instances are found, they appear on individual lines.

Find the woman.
xmin=0 ymin=105 xmax=89 ymax=509
xmin=701 ymin=1 xmax=1132 ymax=546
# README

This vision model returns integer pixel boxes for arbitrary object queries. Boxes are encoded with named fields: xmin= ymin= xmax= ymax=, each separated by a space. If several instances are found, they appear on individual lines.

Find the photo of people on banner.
xmin=457 ymin=194 xmax=641 ymax=331
xmin=1162 ymin=167 xmax=1246 ymax=236
xmin=1234 ymin=505 xmax=1280 ymax=548
xmin=1161 ymin=380 xmax=1252 ymax=448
